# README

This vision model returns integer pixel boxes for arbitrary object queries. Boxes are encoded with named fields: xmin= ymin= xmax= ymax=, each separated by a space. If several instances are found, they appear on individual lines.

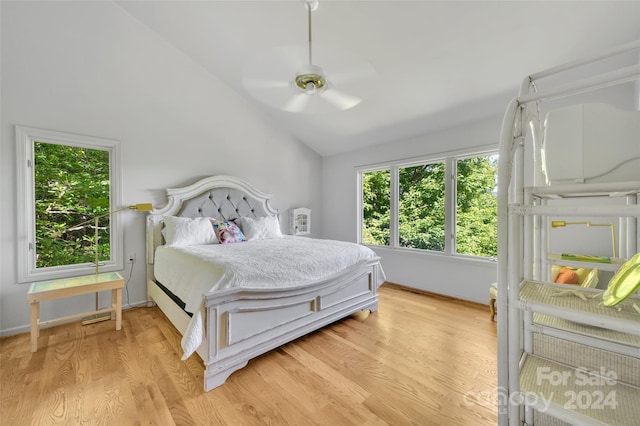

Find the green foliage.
xmin=34 ymin=142 xmax=111 ymax=268
xmin=399 ymin=163 xmax=445 ymax=251
xmin=456 ymin=156 xmax=498 ymax=257
xmin=362 ymin=170 xmax=390 ymax=245
xmin=361 ymin=154 xmax=498 ymax=258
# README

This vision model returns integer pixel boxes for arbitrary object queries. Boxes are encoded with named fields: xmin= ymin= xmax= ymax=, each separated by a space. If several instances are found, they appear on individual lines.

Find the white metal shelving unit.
xmin=497 ymin=41 xmax=640 ymax=426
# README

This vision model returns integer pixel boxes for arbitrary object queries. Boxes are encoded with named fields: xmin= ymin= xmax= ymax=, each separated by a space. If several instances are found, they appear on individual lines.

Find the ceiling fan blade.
xmin=319 ymin=89 xmax=362 ymax=110
xmin=243 ymin=78 xmax=290 ymax=91
xmin=282 ymin=93 xmax=311 ymax=113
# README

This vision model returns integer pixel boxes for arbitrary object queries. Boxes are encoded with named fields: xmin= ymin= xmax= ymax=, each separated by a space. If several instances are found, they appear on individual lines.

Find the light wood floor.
xmin=1 ymin=284 xmax=497 ymax=425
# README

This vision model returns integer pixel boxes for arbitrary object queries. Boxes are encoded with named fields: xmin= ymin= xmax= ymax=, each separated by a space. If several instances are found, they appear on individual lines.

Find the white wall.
xmin=322 ymin=118 xmax=502 ymax=304
xmin=0 ymin=1 xmax=322 ymax=336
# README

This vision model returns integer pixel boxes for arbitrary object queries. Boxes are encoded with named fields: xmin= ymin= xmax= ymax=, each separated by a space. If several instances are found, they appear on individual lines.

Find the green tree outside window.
xmin=362 ymin=170 xmax=390 ymax=245
xmin=399 ymin=163 xmax=445 ymax=251
xmin=34 ymin=142 xmax=111 ymax=268
xmin=456 ymin=155 xmax=498 ymax=257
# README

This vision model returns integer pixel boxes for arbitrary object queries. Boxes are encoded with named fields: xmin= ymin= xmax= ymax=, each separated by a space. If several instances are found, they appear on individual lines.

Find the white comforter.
xmin=154 ymin=236 xmax=385 ymax=358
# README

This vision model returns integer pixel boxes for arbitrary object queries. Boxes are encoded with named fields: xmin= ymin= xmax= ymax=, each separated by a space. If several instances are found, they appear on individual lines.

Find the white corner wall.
xmin=0 ymin=1 xmax=322 ymax=336
xmin=322 ymin=118 xmax=502 ymax=304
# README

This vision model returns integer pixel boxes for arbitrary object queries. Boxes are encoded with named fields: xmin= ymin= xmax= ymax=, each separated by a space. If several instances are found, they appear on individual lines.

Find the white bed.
xmin=146 ymin=175 xmax=385 ymax=391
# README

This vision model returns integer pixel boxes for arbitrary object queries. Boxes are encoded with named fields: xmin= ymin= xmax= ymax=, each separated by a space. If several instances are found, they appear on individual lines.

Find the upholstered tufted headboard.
xmin=146 ymin=175 xmax=278 ymax=268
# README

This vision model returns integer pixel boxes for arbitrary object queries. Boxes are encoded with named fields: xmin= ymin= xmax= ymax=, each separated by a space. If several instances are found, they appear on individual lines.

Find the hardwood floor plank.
xmin=253 ymin=350 xmax=328 ymax=416
xmin=0 ymin=284 xmax=497 ymax=425
xmin=295 ymin=333 xmax=450 ymax=421
xmin=280 ymin=340 xmax=372 ymax=405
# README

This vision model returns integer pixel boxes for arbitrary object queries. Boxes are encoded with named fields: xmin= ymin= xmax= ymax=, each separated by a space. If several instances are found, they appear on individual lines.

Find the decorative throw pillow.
xmin=211 ymin=219 xmax=246 ymax=244
xmin=555 ymin=267 xmax=579 ymax=284
xmin=237 ymin=215 xmax=283 ymax=240
xmin=162 ymin=216 xmax=218 ymax=246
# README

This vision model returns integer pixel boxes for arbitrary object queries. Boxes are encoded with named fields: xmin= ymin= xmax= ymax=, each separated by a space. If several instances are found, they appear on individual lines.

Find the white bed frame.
xmin=146 ymin=175 xmax=382 ymax=391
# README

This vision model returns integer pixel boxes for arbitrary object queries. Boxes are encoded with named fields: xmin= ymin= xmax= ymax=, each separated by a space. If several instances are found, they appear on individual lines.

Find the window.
xmin=17 ymin=126 xmax=122 ymax=282
xmin=455 ymin=154 xmax=498 ymax=257
xmin=358 ymin=148 xmax=498 ymax=259
xmin=399 ymin=162 xmax=445 ymax=251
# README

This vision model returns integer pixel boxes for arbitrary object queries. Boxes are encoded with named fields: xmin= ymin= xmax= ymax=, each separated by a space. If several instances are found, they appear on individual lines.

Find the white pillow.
xmin=237 ymin=215 xmax=283 ymax=240
xmin=162 ymin=216 xmax=218 ymax=246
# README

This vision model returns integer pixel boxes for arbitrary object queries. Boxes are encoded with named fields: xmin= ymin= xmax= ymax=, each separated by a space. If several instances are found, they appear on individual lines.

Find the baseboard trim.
xmin=381 ymin=282 xmax=490 ymax=309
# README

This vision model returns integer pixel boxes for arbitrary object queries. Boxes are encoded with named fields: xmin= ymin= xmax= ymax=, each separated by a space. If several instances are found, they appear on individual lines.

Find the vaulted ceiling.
xmin=117 ymin=1 xmax=640 ymax=156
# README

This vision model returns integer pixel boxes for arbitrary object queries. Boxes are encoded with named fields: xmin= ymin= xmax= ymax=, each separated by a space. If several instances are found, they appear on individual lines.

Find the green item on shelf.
xmin=603 ymin=253 xmax=640 ymax=307
xmin=560 ymin=253 xmax=612 ymax=264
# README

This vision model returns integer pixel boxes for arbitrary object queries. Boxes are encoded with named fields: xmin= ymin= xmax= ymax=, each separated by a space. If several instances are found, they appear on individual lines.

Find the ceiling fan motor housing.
xmin=294 ymin=64 xmax=328 ymax=93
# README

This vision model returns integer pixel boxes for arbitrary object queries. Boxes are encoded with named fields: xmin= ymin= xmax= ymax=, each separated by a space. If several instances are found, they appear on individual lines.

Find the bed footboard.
xmin=147 ymin=259 xmax=381 ymax=391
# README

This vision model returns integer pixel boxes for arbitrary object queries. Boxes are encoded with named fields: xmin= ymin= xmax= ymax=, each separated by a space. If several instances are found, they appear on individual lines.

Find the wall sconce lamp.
xmin=551 ymin=220 xmax=617 ymax=258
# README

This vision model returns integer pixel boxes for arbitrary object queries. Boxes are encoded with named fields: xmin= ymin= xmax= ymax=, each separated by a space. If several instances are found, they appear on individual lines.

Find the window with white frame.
xmin=358 ymin=149 xmax=498 ymax=259
xmin=16 ymin=126 xmax=122 ymax=282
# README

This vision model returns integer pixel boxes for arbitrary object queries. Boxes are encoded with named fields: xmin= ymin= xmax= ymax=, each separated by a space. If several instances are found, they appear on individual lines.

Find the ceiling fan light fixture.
xmin=305 ymin=82 xmax=316 ymax=94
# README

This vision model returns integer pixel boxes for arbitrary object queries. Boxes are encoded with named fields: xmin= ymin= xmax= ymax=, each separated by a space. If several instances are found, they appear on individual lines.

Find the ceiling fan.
xmin=242 ymin=0 xmax=375 ymax=114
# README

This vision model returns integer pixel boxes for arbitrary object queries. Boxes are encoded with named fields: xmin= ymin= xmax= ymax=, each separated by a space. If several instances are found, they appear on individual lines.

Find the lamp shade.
xmin=130 ymin=203 xmax=153 ymax=212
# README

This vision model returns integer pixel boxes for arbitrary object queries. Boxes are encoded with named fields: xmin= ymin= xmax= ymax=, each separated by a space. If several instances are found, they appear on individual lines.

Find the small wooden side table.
xmin=27 ymin=272 xmax=125 ymax=352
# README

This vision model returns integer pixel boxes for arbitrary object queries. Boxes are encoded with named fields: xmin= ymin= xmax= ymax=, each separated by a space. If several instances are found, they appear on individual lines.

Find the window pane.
xmin=456 ymin=154 xmax=498 ymax=257
xmin=399 ymin=163 xmax=445 ymax=251
xmin=362 ymin=170 xmax=390 ymax=245
xmin=34 ymin=142 xmax=111 ymax=268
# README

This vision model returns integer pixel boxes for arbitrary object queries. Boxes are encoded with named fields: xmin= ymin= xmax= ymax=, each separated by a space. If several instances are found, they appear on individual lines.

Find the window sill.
xmin=363 ymin=244 xmax=497 ymax=265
